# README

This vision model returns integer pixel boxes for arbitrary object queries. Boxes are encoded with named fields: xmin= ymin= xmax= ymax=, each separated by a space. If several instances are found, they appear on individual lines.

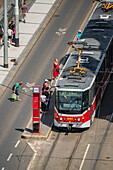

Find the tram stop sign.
xmin=32 ymin=86 xmax=40 ymax=133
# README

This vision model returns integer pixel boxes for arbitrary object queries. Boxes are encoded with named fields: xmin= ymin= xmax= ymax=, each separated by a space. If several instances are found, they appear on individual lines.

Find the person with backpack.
xmin=12 ymin=82 xmax=22 ymax=101
xmin=0 ymin=24 xmax=4 ymax=45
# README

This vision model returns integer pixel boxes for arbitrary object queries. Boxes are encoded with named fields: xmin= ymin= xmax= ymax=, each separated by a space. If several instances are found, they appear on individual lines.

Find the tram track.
xmin=66 ymin=132 xmax=83 ymax=170
xmin=42 ymin=128 xmax=83 ymax=170
xmin=42 ymin=130 xmax=61 ymax=170
xmin=92 ymin=112 xmax=113 ymax=170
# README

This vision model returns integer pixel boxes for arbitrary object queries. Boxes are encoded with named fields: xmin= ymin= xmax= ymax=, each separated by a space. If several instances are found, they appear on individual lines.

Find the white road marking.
xmin=1 ymin=167 xmax=5 ymax=170
xmin=15 ymin=140 xmax=20 ymax=148
xmin=79 ymin=144 xmax=90 ymax=170
xmin=7 ymin=153 xmax=13 ymax=161
xmin=27 ymin=142 xmax=37 ymax=153
xmin=26 ymin=82 xmax=35 ymax=87
xmin=56 ymin=27 xmax=67 ymax=36
xmin=27 ymin=152 xmax=37 ymax=170
xmin=22 ymin=82 xmax=35 ymax=92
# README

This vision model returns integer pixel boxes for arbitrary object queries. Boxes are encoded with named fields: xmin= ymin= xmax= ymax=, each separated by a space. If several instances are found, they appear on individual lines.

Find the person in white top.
xmin=8 ymin=26 xmax=13 ymax=47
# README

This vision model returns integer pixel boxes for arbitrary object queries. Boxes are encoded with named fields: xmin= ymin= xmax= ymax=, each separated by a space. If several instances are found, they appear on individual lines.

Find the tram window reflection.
xmin=58 ymin=91 xmax=83 ymax=113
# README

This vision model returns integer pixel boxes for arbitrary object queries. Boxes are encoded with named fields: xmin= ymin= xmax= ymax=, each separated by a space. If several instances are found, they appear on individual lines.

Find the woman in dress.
xmin=53 ymin=58 xmax=59 ymax=80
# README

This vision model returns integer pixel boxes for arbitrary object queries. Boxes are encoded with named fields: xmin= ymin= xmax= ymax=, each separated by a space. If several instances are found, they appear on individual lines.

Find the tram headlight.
xmin=74 ymin=119 xmax=76 ymax=121
xmin=77 ymin=118 xmax=81 ymax=121
xmin=60 ymin=117 xmax=63 ymax=120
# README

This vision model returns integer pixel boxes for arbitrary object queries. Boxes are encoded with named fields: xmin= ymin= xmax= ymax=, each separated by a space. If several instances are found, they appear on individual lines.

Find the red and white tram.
xmin=54 ymin=1 xmax=113 ymax=129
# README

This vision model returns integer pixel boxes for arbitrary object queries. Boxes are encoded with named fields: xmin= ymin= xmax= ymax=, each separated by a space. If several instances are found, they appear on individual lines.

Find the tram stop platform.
xmin=21 ymin=81 xmax=55 ymax=140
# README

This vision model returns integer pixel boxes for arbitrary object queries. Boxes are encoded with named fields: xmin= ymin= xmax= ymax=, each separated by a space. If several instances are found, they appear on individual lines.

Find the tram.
xmin=54 ymin=0 xmax=113 ymax=129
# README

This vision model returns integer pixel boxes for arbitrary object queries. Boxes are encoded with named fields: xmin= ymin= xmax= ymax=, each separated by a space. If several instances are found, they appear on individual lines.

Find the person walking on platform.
xmin=21 ymin=2 xmax=28 ymax=23
xmin=53 ymin=58 xmax=59 ymax=81
xmin=12 ymin=82 xmax=22 ymax=101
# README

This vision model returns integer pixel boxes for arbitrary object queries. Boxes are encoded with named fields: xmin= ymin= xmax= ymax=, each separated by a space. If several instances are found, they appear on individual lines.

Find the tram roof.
xmin=56 ymin=0 xmax=113 ymax=91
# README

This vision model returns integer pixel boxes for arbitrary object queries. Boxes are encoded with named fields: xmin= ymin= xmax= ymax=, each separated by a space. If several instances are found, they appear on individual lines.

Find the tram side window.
xmin=82 ymin=91 xmax=89 ymax=111
xmin=55 ymin=89 xmax=58 ymax=110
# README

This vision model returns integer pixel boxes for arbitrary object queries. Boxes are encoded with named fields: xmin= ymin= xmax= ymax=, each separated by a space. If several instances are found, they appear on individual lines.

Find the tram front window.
xmin=58 ymin=91 xmax=83 ymax=114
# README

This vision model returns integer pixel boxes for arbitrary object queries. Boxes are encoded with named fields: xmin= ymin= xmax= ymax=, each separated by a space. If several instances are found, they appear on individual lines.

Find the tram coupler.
xmin=67 ymin=124 xmax=73 ymax=131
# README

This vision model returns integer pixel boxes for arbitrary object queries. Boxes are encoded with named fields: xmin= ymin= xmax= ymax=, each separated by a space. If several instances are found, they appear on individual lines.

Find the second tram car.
xmin=54 ymin=1 xmax=113 ymax=129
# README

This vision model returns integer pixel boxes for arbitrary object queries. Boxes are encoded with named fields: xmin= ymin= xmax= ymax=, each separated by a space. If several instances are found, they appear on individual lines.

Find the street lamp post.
xmin=4 ymin=0 xmax=8 ymax=68
xmin=15 ymin=0 xmax=19 ymax=47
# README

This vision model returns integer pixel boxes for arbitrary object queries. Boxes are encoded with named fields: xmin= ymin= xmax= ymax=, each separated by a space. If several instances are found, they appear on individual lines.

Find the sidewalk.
xmin=0 ymin=0 xmax=63 ymax=98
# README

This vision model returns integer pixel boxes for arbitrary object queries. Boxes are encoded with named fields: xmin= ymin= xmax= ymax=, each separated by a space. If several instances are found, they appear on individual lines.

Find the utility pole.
xmin=4 ymin=0 xmax=8 ymax=68
xmin=15 ymin=0 xmax=19 ymax=47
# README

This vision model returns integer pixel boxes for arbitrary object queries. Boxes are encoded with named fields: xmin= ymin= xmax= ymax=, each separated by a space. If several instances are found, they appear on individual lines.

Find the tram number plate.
xmin=67 ymin=118 xmax=73 ymax=120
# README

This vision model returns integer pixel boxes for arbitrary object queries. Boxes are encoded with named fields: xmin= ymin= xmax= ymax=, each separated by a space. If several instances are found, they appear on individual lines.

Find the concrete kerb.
xmin=0 ymin=0 xmax=63 ymax=99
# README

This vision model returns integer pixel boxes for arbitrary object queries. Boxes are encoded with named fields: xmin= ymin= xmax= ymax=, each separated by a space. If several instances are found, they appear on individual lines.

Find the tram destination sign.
xmin=60 ymin=91 xmax=82 ymax=96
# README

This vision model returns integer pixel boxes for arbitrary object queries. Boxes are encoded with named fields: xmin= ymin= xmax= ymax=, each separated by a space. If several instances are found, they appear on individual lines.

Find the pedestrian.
xmin=42 ymin=79 xmax=49 ymax=92
xmin=21 ymin=2 xmax=28 ymax=23
xmin=40 ymin=92 xmax=46 ymax=113
xmin=8 ymin=20 xmax=15 ymax=31
xmin=8 ymin=26 xmax=13 ymax=47
xmin=11 ymin=24 xmax=15 ymax=43
xmin=13 ymin=82 xmax=22 ymax=101
xmin=76 ymin=30 xmax=82 ymax=41
xmin=0 ymin=24 xmax=4 ymax=45
xmin=44 ymin=87 xmax=51 ymax=111
xmin=53 ymin=58 xmax=59 ymax=80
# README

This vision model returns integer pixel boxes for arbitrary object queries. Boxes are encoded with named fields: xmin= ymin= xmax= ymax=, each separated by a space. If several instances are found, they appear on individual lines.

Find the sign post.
xmin=32 ymin=86 xmax=40 ymax=133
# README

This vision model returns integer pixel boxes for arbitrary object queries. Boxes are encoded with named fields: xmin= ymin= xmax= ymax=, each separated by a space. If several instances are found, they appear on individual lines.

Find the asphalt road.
xmin=0 ymin=0 xmax=93 ymax=169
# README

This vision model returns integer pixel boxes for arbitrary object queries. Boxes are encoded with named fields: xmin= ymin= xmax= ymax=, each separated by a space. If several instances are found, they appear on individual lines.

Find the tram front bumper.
xmin=54 ymin=119 xmax=83 ymax=128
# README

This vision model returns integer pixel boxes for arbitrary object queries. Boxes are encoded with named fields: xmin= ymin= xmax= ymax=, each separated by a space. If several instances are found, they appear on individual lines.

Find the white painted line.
xmin=79 ymin=144 xmax=90 ymax=170
xmin=7 ymin=153 xmax=13 ymax=161
xmin=1 ymin=167 xmax=5 ymax=170
xmin=27 ymin=142 xmax=37 ymax=153
xmin=27 ymin=152 xmax=37 ymax=170
xmin=15 ymin=140 xmax=20 ymax=148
